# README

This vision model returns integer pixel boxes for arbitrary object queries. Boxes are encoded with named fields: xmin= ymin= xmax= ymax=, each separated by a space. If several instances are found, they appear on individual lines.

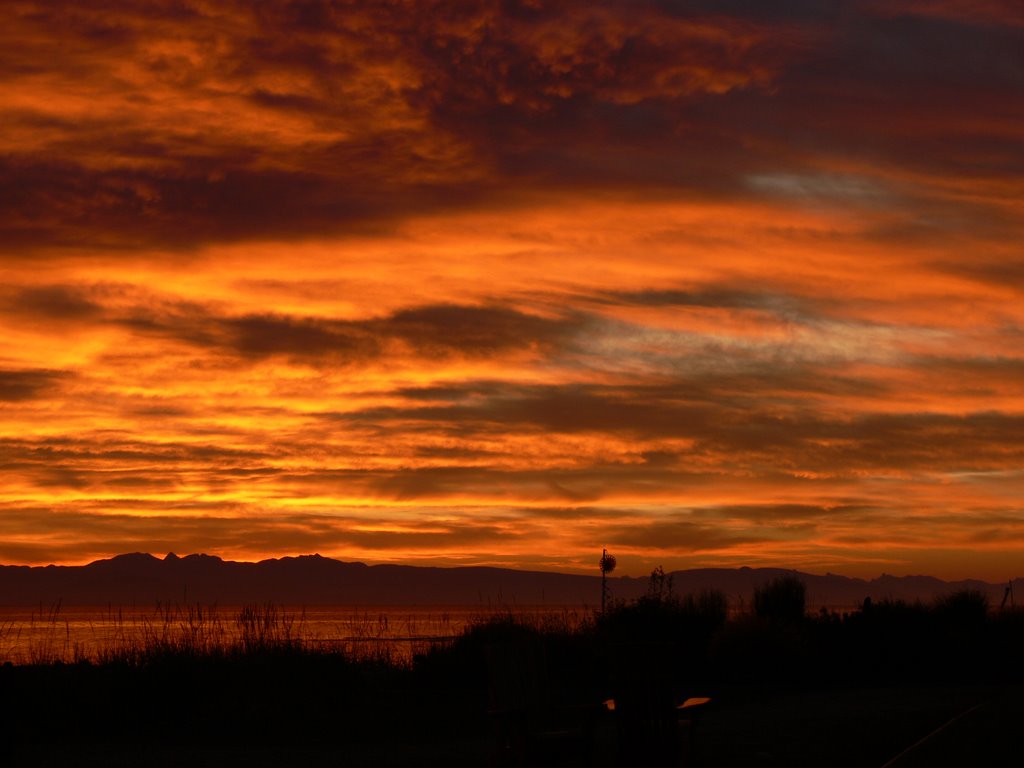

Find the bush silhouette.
xmin=597 ymin=567 xmax=728 ymax=644
xmin=753 ymin=575 xmax=806 ymax=623
xmin=933 ymin=589 xmax=988 ymax=625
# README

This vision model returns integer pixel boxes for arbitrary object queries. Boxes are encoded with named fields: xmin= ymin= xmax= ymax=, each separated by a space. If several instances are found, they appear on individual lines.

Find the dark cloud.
xmin=0 ymin=157 xmax=445 ymax=252
xmin=337 ymin=382 xmax=1024 ymax=473
xmin=341 ymin=385 xmax=714 ymax=438
xmin=255 ymin=462 xmax=727 ymax=504
xmin=3 ymin=286 xmax=103 ymax=320
xmin=691 ymin=503 xmax=868 ymax=522
xmin=0 ymin=437 xmax=271 ymax=466
xmin=602 ymin=517 xmax=770 ymax=551
xmin=730 ymin=13 xmax=1024 ymax=191
xmin=352 ymin=380 xmax=793 ymax=437
xmin=933 ymin=260 xmax=1024 ymax=289
xmin=653 ymin=0 xmax=855 ymax=22
xmin=0 ymin=282 xmax=584 ymax=364
xmin=905 ymin=355 xmax=1024 ymax=396
xmin=0 ymin=369 xmax=68 ymax=401
xmin=220 ymin=315 xmax=378 ymax=360
xmin=119 ymin=303 xmax=580 ymax=364
xmin=31 ymin=466 xmax=91 ymax=490
xmin=383 ymin=305 xmax=576 ymax=355
xmin=337 ymin=524 xmax=523 ymax=549
xmin=8 ymin=0 xmax=1017 ymax=250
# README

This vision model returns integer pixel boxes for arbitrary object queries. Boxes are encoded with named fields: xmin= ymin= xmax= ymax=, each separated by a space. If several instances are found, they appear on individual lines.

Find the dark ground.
xmin=3 ymin=677 xmax=1018 ymax=767
xmin=3 ymin=583 xmax=1019 ymax=766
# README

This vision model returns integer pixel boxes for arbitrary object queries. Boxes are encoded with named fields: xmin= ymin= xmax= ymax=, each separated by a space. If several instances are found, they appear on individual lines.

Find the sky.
xmin=1 ymin=1 xmax=1023 ymax=579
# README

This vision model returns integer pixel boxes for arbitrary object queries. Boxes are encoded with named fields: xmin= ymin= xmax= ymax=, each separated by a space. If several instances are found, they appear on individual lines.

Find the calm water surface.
xmin=0 ymin=604 xmax=589 ymax=664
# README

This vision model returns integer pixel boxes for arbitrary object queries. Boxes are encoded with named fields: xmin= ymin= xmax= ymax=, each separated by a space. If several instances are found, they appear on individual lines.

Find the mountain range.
xmin=0 ymin=553 xmax=1015 ymax=609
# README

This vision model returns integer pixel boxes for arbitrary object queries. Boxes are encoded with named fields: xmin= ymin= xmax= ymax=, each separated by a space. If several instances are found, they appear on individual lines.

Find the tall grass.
xmin=0 ymin=603 xmax=472 ymax=667
xmin=0 ymin=601 xmax=88 ymax=665
xmin=99 ymin=602 xmax=234 ymax=665
xmin=0 ymin=603 xmax=311 ymax=666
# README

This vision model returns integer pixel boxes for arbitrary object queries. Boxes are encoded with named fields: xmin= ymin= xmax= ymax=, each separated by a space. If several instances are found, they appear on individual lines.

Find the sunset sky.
xmin=1 ymin=1 xmax=1022 ymax=578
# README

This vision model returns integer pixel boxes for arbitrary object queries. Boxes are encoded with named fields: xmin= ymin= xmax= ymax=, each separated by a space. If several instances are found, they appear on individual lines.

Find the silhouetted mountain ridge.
xmin=0 ymin=553 xmax=1013 ymax=607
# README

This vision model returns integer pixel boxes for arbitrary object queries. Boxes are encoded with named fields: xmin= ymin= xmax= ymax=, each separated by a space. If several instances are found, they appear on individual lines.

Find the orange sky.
xmin=1 ymin=1 xmax=1023 ymax=579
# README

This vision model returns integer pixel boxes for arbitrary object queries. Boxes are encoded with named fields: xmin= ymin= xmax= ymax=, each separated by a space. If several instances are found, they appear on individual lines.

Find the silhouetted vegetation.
xmin=3 ymin=581 xmax=1024 ymax=766
xmin=753 ymin=574 xmax=806 ymax=623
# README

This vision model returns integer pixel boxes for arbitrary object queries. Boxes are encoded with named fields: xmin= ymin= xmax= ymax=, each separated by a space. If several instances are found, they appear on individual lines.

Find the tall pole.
xmin=602 ymin=548 xmax=607 ymax=613
xmin=599 ymin=549 xmax=616 ymax=613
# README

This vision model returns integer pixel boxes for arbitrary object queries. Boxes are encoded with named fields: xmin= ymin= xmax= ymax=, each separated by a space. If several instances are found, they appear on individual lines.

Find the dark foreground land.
xmin=2 ymin=681 xmax=1018 ymax=767
xmin=2 ymin=578 xmax=1022 ymax=767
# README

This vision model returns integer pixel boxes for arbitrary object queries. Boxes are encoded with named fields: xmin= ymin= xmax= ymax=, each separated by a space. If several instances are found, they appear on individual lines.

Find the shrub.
xmin=597 ymin=568 xmax=728 ymax=666
xmin=753 ymin=575 xmax=806 ymax=623
xmin=933 ymin=589 xmax=988 ymax=625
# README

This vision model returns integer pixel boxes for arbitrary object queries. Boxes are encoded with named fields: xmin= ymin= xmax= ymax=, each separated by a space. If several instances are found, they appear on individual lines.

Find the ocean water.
xmin=0 ymin=604 xmax=589 ymax=665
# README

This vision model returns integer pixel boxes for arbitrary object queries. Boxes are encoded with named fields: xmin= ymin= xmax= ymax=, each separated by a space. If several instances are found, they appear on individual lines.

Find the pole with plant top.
xmin=599 ymin=549 xmax=616 ymax=613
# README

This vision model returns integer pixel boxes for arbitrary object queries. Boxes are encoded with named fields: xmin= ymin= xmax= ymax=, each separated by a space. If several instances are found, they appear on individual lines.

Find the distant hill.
xmin=0 ymin=553 xmax=1014 ymax=608
xmin=663 ymin=567 xmax=1009 ymax=610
